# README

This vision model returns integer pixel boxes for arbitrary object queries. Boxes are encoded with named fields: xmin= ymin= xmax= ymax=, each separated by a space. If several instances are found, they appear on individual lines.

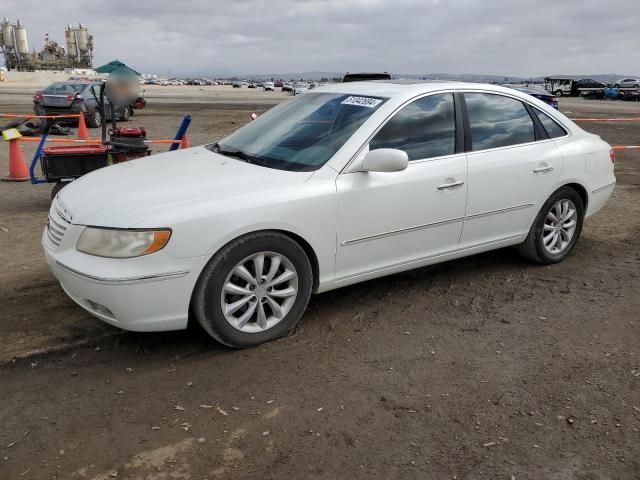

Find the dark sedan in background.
xmin=33 ymin=81 xmax=129 ymax=128
xmin=505 ymin=85 xmax=559 ymax=109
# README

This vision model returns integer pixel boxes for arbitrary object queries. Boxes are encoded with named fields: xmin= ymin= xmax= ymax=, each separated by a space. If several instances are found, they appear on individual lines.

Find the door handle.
xmin=437 ymin=180 xmax=464 ymax=190
xmin=533 ymin=165 xmax=554 ymax=173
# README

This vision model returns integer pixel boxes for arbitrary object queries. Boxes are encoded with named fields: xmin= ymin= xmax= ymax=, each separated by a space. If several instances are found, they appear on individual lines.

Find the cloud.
xmin=2 ymin=0 xmax=639 ymax=76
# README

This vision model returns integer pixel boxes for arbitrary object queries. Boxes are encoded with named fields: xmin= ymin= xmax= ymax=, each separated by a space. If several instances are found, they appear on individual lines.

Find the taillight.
xmin=33 ymin=93 xmax=43 ymax=102
xmin=66 ymin=94 xmax=76 ymax=101
xmin=609 ymin=149 xmax=616 ymax=164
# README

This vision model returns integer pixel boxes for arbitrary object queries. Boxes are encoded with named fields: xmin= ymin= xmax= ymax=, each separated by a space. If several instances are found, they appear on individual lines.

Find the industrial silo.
xmin=75 ymin=23 xmax=88 ymax=54
xmin=14 ymin=19 xmax=28 ymax=55
xmin=65 ymin=24 xmax=77 ymax=59
xmin=1 ymin=18 xmax=14 ymax=50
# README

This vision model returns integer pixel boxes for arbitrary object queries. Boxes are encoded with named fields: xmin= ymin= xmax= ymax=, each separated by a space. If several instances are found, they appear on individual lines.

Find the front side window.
xmin=464 ymin=93 xmax=535 ymax=151
xmin=212 ymin=92 xmax=387 ymax=171
xmin=370 ymin=93 xmax=456 ymax=161
xmin=534 ymin=108 xmax=567 ymax=139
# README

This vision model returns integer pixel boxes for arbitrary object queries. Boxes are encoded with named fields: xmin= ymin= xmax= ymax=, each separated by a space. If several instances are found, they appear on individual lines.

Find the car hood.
xmin=57 ymin=146 xmax=313 ymax=227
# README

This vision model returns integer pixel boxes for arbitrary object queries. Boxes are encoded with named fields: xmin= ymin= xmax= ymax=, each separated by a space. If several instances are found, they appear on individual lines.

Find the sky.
xmin=2 ymin=0 xmax=639 ymax=77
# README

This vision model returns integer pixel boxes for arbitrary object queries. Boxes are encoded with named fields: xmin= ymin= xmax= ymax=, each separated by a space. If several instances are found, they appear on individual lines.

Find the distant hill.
xmin=238 ymin=71 xmax=547 ymax=83
xmin=195 ymin=70 xmax=638 ymax=83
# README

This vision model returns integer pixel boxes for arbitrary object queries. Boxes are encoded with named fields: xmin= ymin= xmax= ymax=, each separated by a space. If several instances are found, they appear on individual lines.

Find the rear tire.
xmin=554 ymin=90 xmax=563 ymax=97
xmin=518 ymin=186 xmax=585 ymax=264
xmin=193 ymin=232 xmax=313 ymax=348
xmin=86 ymin=110 xmax=102 ymax=128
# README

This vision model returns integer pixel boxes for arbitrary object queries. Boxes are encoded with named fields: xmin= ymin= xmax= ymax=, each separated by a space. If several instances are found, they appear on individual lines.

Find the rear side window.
xmin=370 ymin=93 xmax=456 ymax=161
xmin=534 ymin=108 xmax=567 ymax=139
xmin=44 ymin=83 xmax=86 ymax=94
xmin=464 ymin=93 xmax=535 ymax=151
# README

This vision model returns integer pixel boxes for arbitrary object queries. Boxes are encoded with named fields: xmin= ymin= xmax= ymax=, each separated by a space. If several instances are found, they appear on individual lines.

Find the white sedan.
xmin=43 ymin=82 xmax=616 ymax=347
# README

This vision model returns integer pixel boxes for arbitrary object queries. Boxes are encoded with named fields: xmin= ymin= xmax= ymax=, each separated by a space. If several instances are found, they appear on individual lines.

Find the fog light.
xmin=86 ymin=300 xmax=115 ymax=318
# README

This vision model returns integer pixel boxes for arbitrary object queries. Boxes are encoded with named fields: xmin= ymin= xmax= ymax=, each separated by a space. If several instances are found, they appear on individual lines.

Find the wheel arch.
xmin=523 ymin=181 xmax=590 ymax=234
xmin=271 ymin=229 xmax=321 ymax=293
xmin=194 ymin=228 xmax=321 ymax=295
xmin=563 ymin=182 xmax=589 ymax=211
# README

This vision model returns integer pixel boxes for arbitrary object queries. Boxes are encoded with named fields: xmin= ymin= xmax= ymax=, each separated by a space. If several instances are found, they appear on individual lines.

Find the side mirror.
xmin=361 ymin=148 xmax=408 ymax=173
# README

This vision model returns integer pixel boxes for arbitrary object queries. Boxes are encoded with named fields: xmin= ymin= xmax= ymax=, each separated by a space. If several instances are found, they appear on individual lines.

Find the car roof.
xmin=313 ymin=80 xmax=532 ymax=100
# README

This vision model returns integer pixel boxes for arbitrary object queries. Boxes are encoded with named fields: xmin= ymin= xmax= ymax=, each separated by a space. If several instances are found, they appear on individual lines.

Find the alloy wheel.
xmin=221 ymin=252 xmax=298 ymax=333
xmin=543 ymin=199 xmax=577 ymax=255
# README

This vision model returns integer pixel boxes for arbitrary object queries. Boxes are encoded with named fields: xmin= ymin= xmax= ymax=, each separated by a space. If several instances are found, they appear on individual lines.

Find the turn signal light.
xmin=609 ymin=149 xmax=616 ymax=164
xmin=144 ymin=230 xmax=172 ymax=255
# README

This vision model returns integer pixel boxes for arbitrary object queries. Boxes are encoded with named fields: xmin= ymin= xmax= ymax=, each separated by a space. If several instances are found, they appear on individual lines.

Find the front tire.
xmin=193 ymin=232 xmax=313 ymax=347
xmin=50 ymin=182 xmax=67 ymax=200
xmin=518 ymin=186 xmax=585 ymax=264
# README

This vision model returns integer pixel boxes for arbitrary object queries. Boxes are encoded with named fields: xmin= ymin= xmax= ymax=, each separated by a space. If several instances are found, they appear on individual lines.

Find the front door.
xmin=335 ymin=93 xmax=468 ymax=282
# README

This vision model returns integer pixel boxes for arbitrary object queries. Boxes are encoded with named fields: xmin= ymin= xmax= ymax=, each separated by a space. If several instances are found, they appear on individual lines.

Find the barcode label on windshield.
xmin=341 ymin=96 xmax=383 ymax=108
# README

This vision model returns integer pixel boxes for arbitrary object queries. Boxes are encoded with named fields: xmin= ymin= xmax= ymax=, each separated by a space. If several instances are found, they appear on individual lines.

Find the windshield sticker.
xmin=341 ymin=96 xmax=383 ymax=108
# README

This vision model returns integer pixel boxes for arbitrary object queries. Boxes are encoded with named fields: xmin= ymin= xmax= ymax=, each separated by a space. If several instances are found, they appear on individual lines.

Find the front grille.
xmin=47 ymin=203 xmax=70 ymax=248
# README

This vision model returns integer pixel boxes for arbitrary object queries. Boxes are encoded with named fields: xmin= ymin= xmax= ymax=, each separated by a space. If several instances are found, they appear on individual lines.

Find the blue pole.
xmin=30 ymin=134 xmax=49 ymax=184
xmin=169 ymin=114 xmax=191 ymax=151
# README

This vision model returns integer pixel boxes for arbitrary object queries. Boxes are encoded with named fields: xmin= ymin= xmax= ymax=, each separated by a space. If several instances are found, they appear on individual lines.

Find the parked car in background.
xmin=342 ymin=72 xmax=392 ymax=82
xmin=614 ymin=78 xmax=640 ymax=88
xmin=292 ymin=82 xmax=309 ymax=95
xmin=575 ymin=79 xmax=606 ymax=90
xmin=263 ymin=82 xmax=275 ymax=91
xmin=43 ymin=82 xmax=615 ymax=348
xmin=506 ymin=85 xmax=559 ymax=109
xmin=232 ymin=82 xmax=242 ymax=88
xmin=544 ymin=76 xmax=574 ymax=97
xmin=281 ymin=83 xmax=293 ymax=92
xmin=248 ymin=83 xmax=257 ymax=89
xmin=33 ymin=81 xmax=129 ymax=128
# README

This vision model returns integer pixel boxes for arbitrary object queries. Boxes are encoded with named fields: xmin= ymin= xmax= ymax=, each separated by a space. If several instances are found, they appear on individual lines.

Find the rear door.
xmin=459 ymin=92 xmax=564 ymax=249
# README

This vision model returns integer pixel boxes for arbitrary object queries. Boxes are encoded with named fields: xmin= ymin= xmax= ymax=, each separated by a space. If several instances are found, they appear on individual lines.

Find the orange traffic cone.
xmin=77 ymin=113 xmax=89 ymax=140
xmin=3 ymin=138 xmax=30 ymax=182
xmin=180 ymin=134 xmax=190 ymax=149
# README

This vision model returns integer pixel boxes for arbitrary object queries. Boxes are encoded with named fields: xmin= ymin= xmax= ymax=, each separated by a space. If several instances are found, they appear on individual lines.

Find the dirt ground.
xmin=0 ymin=87 xmax=638 ymax=480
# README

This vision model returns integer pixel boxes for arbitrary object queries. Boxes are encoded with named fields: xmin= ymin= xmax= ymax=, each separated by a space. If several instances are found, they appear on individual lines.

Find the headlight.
xmin=76 ymin=227 xmax=171 ymax=258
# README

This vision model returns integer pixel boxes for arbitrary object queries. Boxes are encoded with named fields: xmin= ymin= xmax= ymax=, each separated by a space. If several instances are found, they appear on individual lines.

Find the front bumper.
xmin=42 ymin=215 xmax=206 ymax=332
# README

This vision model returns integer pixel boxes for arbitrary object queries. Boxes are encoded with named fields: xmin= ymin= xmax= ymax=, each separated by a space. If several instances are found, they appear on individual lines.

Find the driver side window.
xmin=370 ymin=93 xmax=456 ymax=161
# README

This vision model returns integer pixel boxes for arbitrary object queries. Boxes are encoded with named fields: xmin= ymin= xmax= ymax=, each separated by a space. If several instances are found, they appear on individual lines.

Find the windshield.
xmin=210 ymin=92 xmax=387 ymax=171
xmin=44 ymin=83 xmax=87 ymax=94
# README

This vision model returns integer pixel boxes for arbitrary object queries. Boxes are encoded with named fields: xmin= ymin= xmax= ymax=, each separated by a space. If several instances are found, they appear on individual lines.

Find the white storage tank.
xmin=65 ymin=25 xmax=77 ymax=58
xmin=75 ymin=22 xmax=88 ymax=53
xmin=1 ymin=18 xmax=14 ymax=50
xmin=15 ymin=19 xmax=28 ymax=55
